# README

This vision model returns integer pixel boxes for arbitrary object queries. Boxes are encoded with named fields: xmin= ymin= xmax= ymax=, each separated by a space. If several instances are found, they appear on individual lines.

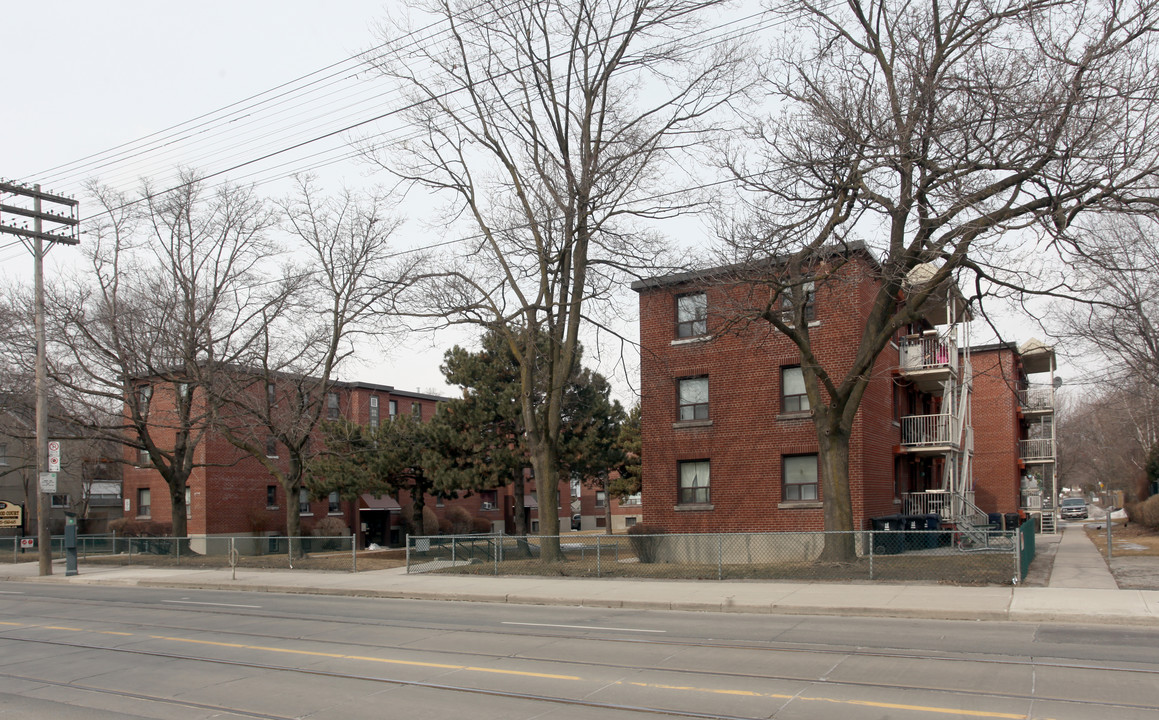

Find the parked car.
xmin=1059 ymin=497 xmax=1088 ymax=519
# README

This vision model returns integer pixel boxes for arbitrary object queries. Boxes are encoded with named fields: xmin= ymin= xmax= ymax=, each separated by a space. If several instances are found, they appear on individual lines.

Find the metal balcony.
xmin=1018 ymin=385 xmax=1054 ymax=416
xmin=1020 ymin=437 xmax=1055 ymax=463
xmin=898 ymin=335 xmax=958 ymax=392
xmin=900 ymin=413 xmax=958 ymax=454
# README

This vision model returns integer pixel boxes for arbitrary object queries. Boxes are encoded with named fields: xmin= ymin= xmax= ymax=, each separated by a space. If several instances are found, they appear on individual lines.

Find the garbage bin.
xmin=872 ymin=515 xmax=904 ymax=555
xmin=987 ymin=512 xmax=1003 ymax=529
xmin=925 ymin=514 xmax=945 ymax=548
xmin=903 ymin=514 xmax=927 ymax=550
xmin=1004 ymin=513 xmax=1021 ymax=531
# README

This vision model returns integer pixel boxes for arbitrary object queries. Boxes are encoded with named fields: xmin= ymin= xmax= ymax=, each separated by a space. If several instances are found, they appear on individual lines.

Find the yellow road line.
xmin=621 ymin=681 xmax=1041 ymax=720
xmin=29 ymin=624 xmax=1059 ymax=719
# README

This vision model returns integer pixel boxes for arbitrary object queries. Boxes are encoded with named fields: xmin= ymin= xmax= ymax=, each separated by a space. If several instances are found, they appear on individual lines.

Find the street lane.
xmin=1 ymin=582 xmax=1157 ymax=719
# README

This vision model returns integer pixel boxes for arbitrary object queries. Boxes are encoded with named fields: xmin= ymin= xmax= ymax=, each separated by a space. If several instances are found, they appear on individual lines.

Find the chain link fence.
xmin=0 ymin=534 xmax=361 ymax=572
xmin=407 ymin=525 xmax=1036 ymax=585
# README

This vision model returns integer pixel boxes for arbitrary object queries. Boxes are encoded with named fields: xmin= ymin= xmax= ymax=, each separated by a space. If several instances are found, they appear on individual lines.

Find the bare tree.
xmin=1053 ymin=214 xmax=1159 ymax=390
xmin=368 ymin=0 xmax=745 ymax=560
xmin=720 ymin=0 xmax=1159 ymax=558
xmin=44 ymin=173 xmax=284 ymax=540
xmin=1057 ymin=382 xmax=1159 ymax=499
xmin=207 ymin=176 xmax=409 ymax=554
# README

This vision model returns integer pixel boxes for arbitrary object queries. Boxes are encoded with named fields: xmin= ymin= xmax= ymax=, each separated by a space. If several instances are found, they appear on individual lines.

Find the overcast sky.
xmin=1 ymin=2 xmax=1071 ymax=400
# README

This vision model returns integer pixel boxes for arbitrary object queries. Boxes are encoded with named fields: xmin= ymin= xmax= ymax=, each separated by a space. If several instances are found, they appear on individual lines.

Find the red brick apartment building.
xmin=123 ymin=377 xmax=642 ymax=548
xmin=632 ymin=255 xmax=1058 ymax=535
xmin=122 ymin=379 xmax=445 ymax=550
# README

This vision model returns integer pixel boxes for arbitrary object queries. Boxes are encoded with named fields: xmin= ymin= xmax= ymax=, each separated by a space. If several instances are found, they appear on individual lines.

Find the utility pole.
xmin=0 ymin=180 xmax=79 ymax=576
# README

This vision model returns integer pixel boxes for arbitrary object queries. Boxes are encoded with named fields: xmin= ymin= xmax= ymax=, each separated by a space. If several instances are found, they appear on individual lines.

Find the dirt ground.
xmin=1085 ymin=522 xmax=1159 ymax=590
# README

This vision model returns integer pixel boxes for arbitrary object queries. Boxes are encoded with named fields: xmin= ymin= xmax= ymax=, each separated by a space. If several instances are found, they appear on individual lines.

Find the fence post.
xmin=452 ymin=536 xmax=457 ymax=565
xmin=1014 ymin=526 xmax=1022 ymax=584
xmin=405 ymin=534 xmax=411 ymax=574
xmin=718 ymin=534 xmax=723 ymax=581
xmin=352 ymin=534 xmax=357 ymax=573
xmin=597 ymin=535 xmax=602 ymax=577
xmin=493 ymin=536 xmax=498 ymax=575
xmin=868 ymin=530 xmax=874 ymax=580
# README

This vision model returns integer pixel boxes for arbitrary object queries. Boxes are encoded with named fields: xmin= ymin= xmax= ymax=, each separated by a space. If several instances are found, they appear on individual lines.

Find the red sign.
xmin=20 ymin=538 xmax=34 ymax=549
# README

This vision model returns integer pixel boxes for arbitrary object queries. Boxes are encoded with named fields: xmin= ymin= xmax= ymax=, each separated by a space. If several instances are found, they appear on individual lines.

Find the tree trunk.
xmin=512 ymin=469 xmax=526 ymax=537
xmin=817 ymin=423 xmax=856 ymax=563
xmin=284 ymin=479 xmax=303 ymax=559
xmin=603 ymin=476 xmax=613 ymax=535
xmin=531 ymin=446 xmax=562 ymax=562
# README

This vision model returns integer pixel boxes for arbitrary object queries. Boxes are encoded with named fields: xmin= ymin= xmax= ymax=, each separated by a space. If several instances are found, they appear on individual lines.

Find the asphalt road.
xmin=1 ymin=582 xmax=1157 ymax=719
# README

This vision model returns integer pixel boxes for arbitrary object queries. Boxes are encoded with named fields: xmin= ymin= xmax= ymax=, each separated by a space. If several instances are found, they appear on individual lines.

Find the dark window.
xmin=327 ymin=392 xmax=340 ymax=419
xmin=783 ymin=455 xmax=819 ymax=501
xmin=480 ymin=490 xmax=498 ymax=510
xmin=267 ymin=485 xmax=277 ymax=508
xmin=596 ymin=490 xmax=607 ymax=507
xmin=138 ymin=384 xmax=152 ymax=418
xmin=388 ymin=399 xmax=398 ymax=419
xmin=137 ymin=488 xmax=151 ymax=517
xmin=265 ymin=436 xmax=278 ymax=457
xmin=678 ymin=460 xmax=710 ymax=504
xmin=267 ymin=382 xmax=277 ymax=407
xmin=50 ymin=494 xmax=69 ymax=508
xmin=0 ymin=442 xmax=6 ymax=466
xmin=675 ymin=292 xmax=707 ymax=338
xmin=299 ymin=489 xmax=311 ymax=514
xmin=677 ymin=377 xmax=709 ymax=420
xmin=782 ymin=367 xmax=810 ymax=413
xmin=328 ymin=492 xmax=341 ymax=514
xmin=412 ymin=402 xmax=422 ymax=419
xmin=369 ymin=396 xmax=379 ymax=429
xmin=780 ymin=280 xmax=816 ymax=323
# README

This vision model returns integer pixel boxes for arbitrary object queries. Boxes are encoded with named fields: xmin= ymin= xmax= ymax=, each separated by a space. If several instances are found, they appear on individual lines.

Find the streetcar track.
xmin=2 ymin=593 xmax=1157 ymax=681
xmin=3 ymin=632 xmax=1159 ymax=715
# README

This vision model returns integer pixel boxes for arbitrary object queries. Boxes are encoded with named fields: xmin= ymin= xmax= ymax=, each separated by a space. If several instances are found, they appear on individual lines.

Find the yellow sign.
xmin=0 ymin=501 xmax=21 ymax=529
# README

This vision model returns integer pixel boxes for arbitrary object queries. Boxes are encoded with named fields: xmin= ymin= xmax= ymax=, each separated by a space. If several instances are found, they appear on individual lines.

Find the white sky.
xmin=1 ymin=1 xmax=1075 ymax=403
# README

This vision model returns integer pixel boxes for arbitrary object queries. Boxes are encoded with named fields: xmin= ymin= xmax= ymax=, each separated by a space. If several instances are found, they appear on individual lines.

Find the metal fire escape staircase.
xmin=938 ymin=360 xmax=997 ymax=548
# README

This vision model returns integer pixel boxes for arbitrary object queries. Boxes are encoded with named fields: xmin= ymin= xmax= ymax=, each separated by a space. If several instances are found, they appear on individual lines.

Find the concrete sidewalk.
xmin=2 ymin=526 xmax=1156 ymax=626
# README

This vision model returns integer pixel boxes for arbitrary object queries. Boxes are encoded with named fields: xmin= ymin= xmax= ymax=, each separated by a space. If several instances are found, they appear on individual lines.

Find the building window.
xmin=782 ymin=366 xmax=810 ymax=413
xmin=412 ymin=402 xmax=422 ymax=419
xmin=50 ymin=494 xmax=69 ymax=508
xmin=299 ymin=488 xmax=311 ymax=514
xmin=596 ymin=490 xmax=607 ymax=507
xmin=138 ymin=384 xmax=152 ymax=419
xmin=0 ymin=442 xmax=8 ymax=466
xmin=622 ymin=492 xmax=642 ymax=506
xmin=780 ymin=280 xmax=816 ymax=323
xmin=177 ymin=382 xmax=191 ymax=402
xmin=137 ymin=488 xmax=151 ymax=518
xmin=266 ymin=436 xmax=278 ymax=457
xmin=186 ymin=487 xmax=192 ymax=520
xmin=677 ymin=376 xmax=709 ymax=420
xmin=784 ymin=454 xmax=819 ymax=501
xmin=326 ymin=392 xmax=340 ymax=419
xmin=328 ymin=491 xmax=341 ymax=514
xmin=369 ymin=396 xmax=379 ymax=429
xmin=480 ymin=490 xmax=498 ymax=510
xmin=267 ymin=382 xmax=277 ymax=407
xmin=625 ymin=516 xmax=637 ymax=528
xmin=676 ymin=292 xmax=708 ymax=338
xmin=267 ymin=485 xmax=278 ymax=508
xmin=678 ymin=460 xmax=710 ymax=505
xmin=570 ymin=475 xmax=581 ymax=498
xmin=388 ymin=399 xmax=398 ymax=420
xmin=137 ymin=446 xmax=151 ymax=467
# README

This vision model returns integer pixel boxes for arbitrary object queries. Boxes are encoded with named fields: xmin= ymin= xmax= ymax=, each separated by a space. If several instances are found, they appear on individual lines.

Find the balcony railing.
xmin=899 ymin=335 xmax=957 ymax=373
xmin=901 ymin=413 xmax=958 ymax=448
xmin=902 ymin=490 xmax=977 ymax=520
xmin=1018 ymin=385 xmax=1054 ymax=412
xmin=1020 ymin=437 xmax=1055 ymax=461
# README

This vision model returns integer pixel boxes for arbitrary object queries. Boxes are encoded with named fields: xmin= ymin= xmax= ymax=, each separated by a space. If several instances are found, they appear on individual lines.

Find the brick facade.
xmin=634 ymin=257 xmax=1043 ymax=533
